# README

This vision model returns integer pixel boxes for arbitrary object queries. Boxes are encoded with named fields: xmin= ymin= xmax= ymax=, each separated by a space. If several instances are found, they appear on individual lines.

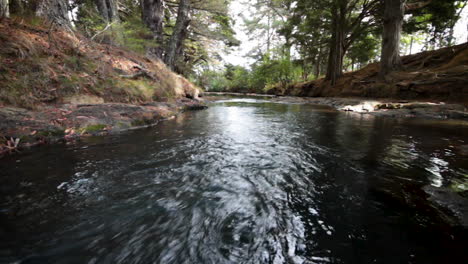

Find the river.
xmin=1 ymin=97 xmax=467 ymax=263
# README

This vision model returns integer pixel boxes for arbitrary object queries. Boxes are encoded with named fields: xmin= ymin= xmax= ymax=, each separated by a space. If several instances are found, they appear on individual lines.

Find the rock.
xmin=63 ymin=95 xmax=104 ymax=105
xmin=447 ymin=111 xmax=468 ymax=120
xmin=423 ymin=185 xmax=468 ymax=228
xmin=340 ymin=101 xmax=378 ymax=112
xmin=457 ymin=145 xmax=468 ymax=156
xmin=0 ymin=100 xmax=208 ymax=158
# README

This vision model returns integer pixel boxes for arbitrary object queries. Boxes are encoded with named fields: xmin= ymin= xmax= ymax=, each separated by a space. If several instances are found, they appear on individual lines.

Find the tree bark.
xmin=141 ymin=0 xmax=165 ymax=58
xmin=95 ymin=0 xmax=120 ymax=23
xmin=173 ymin=19 xmax=189 ymax=73
xmin=379 ymin=0 xmax=405 ymax=78
xmin=0 ymin=0 xmax=9 ymax=19
xmin=164 ymin=0 xmax=190 ymax=70
xmin=9 ymin=0 xmax=23 ymax=16
xmin=325 ymin=0 xmax=346 ymax=85
xmin=315 ymin=46 xmax=322 ymax=79
xmin=35 ymin=0 xmax=70 ymax=27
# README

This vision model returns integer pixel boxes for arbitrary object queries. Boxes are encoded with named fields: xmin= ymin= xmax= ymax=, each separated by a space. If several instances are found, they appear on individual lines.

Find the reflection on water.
xmin=0 ymin=98 xmax=467 ymax=263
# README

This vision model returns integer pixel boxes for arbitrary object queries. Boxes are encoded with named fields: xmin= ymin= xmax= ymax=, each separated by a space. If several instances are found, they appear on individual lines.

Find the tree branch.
xmin=405 ymin=0 xmax=432 ymax=12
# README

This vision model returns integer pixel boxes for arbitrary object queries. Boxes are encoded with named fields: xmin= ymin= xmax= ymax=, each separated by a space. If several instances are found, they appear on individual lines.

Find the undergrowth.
xmin=0 ymin=18 xmax=199 ymax=109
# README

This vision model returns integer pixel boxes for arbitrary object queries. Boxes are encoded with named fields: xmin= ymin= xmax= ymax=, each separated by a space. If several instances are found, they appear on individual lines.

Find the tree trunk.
xmin=173 ymin=19 xmax=190 ymax=73
xmin=95 ymin=0 xmax=119 ymax=23
xmin=35 ymin=0 xmax=70 ymax=27
xmin=315 ymin=47 xmax=322 ymax=79
xmin=409 ymin=36 xmax=413 ymax=54
xmin=325 ymin=0 xmax=346 ymax=85
xmin=0 ymin=0 xmax=9 ymax=19
xmin=379 ymin=0 xmax=405 ymax=78
xmin=9 ymin=0 xmax=24 ymax=16
xmin=141 ymin=0 xmax=165 ymax=58
xmin=164 ymin=0 xmax=190 ymax=70
xmin=34 ymin=0 xmax=71 ymax=28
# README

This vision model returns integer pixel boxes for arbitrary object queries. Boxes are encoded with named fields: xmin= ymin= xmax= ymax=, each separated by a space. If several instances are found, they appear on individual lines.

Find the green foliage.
xmin=196 ymin=69 xmax=230 ymax=92
xmin=120 ymin=15 xmax=158 ymax=54
xmin=195 ymin=56 xmax=303 ymax=93
xmin=347 ymin=34 xmax=380 ymax=66
xmin=249 ymin=56 xmax=302 ymax=91
xmin=404 ymin=0 xmax=466 ymax=45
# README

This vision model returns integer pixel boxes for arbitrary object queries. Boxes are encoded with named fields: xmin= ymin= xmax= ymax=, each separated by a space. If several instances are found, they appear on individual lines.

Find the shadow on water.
xmin=0 ymin=98 xmax=467 ymax=263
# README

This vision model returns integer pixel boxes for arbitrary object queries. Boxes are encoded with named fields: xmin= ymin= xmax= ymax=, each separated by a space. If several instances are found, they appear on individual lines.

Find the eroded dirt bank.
xmin=267 ymin=43 xmax=468 ymax=104
xmin=0 ymin=19 xmax=208 ymax=158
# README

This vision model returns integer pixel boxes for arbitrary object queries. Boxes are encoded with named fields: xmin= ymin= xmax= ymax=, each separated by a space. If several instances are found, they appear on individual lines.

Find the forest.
xmin=1 ymin=0 xmax=466 ymax=95
xmin=196 ymin=0 xmax=468 ymax=95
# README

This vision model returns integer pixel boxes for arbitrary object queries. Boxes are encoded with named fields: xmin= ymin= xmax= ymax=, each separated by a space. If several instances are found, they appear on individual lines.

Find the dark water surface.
xmin=1 ymin=98 xmax=467 ymax=263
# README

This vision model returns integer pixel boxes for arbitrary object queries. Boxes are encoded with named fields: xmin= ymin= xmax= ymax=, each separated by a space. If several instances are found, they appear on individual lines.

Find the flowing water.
xmin=1 ymin=97 xmax=467 ymax=263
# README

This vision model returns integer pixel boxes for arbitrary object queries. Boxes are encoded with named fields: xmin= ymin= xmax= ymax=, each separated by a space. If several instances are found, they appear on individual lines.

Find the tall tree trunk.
xmin=141 ymin=0 xmax=165 ymax=58
xmin=173 ymin=19 xmax=189 ymax=73
xmin=409 ymin=36 xmax=413 ymax=54
xmin=35 ymin=0 xmax=70 ymax=27
xmin=379 ymin=0 xmax=405 ymax=78
xmin=9 ymin=0 xmax=24 ymax=16
xmin=95 ymin=0 xmax=119 ymax=23
xmin=164 ymin=0 xmax=190 ymax=70
xmin=0 ymin=0 xmax=9 ymax=19
xmin=325 ymin=0 xmax=346 ymax=85
xmin=315 ymin=46 xmax=322 ymax=79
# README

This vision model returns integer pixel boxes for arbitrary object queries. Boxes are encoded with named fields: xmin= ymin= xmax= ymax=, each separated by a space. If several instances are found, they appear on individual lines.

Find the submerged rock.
xmin=423 ymin=185 xmax=468 ymax=228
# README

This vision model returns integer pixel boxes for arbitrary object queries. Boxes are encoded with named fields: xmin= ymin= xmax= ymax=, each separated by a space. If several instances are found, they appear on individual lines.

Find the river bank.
xmin=0 ymin=99 xmax=207 ymax=158
xmin=0 ymin=19 xmax=209 ymax=158
xmin=203 ymin=92 xmax=468 ymax=121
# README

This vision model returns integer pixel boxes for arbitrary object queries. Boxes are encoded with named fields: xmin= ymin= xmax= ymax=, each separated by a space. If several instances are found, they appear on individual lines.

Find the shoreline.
xmin=2 ymin=93 xmax=468 ymax=159
xmin=203 ymin=92 xmax=468 ymax=121
xmin=0 ymin=99 xmax=207 ymax=159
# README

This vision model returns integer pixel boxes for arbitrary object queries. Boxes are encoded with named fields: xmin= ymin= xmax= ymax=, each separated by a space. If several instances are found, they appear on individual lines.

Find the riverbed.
xmin=1 ymin=97 xmax=467 ymax=263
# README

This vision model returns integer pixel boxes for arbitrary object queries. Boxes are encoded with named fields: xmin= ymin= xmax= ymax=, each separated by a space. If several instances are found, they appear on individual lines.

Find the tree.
xmin=141 ymin=0 xmax=165 ymax=58
xmin=8 ymin=0 xmax=23 ymax=16
xmin=325 ymin=0 xmax=346 ymax=85
xmin=324 ymin=0 xmax=379 ymax=85
xmin=378 ymin=0 xmax=461 ymax=78
xmin=0 ymin=0 xmax=9 ymax=19
xmin=379 ymin=0 xmax=405 ymax=78
xmin=404 ymin=0 xmax=467 ymax=47
xmin=164 ymin=0 xmax=191 ymax=70
xmin=35 ymin=0 xmax=71 ymax=27
xmin=95 ymin=0 xmax=120 ymax=23
xmin=242 ymin=0 xmax=288 ymax=56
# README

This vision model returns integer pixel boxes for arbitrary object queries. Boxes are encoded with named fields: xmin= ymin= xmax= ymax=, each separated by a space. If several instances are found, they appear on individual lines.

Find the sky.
xmin=220 ymin=1 xmax=255 ymax=67
xmin=222 ymin=0 xmax=468 ymax=67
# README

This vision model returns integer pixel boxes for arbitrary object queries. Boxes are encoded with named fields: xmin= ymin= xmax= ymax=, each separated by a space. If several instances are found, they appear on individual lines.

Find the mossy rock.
xmin=37 ymin=129 xmax=66 ymax=137
xmin=80 ymin=124 xmax=107 ymax=134
xmin=131 ymin=119 xmax=153 ymax=127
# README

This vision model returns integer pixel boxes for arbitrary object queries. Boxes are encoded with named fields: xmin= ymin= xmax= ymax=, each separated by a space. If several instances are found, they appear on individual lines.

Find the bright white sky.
xmin=222 ymin=0 xmax=468 ymax=67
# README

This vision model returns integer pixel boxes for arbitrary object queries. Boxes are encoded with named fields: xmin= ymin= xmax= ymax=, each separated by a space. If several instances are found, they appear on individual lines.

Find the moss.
xmin=131 ymin=119 xmax=147 ymax=126
xmin=37 ymin=129 xmax=66 ymax=137
xmin=116 ymin=122 xmax=130 ymax=129
xmin=450 ymin=175 xmax=468 ymax=197
xmin=81 ymin=124 xmax=107 ymax=133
